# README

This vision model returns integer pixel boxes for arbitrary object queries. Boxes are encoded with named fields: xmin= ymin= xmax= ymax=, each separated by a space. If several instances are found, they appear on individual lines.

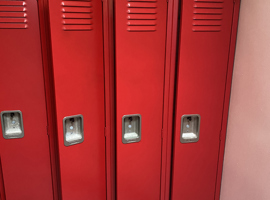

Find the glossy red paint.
xmin=0 ymin=158 xmax=5 ymax=200
xmin=103 ymin=0 xmax=116 ymax=200
xmin=46 ymin=0 xmax=106 ymax=199
xmin=114 ymin=0 xmax=168 ymax=199
xmin=160 ymin=0 xmax=179 ymax=200
xmin=215 ymin=1 xmax=241 ymax=199
xmin=0 ymin=0 xmax=54 ymax=199
xmin=38 ymin=0 xmax=62 ymax=199
xmin=171 ymin=0 xmax=238 ymax=199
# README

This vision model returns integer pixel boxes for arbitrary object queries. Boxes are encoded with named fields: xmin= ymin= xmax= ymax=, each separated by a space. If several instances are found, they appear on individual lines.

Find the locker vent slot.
xmin=0 ymin=0 xmax=28 ymax=29
xmin=127 ymin=0 xmax=157 ymax=32
xmin=193 ymin=0 xmax=224 ymax=32
xmin=61 ymin=0 xmax=93 ymax=31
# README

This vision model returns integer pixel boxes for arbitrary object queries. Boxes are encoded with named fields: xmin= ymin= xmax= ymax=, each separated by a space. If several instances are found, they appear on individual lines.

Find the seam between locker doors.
xmin=36 ymin=0 xmax=59 ymax=199
xmin=169 ymin=0 xmax=183 ymax=198
xmin=164 ymin=0 xmax=181 ymax=199
xmin=102 ymin=0 xmax=116 ymax=199
xmin=159 ymin=1 xmax=170 ymax=200
xmin=37 ymin=0 xmax=63 ymax=199
xmin=101 ymin=2 xmax=110 ymax=200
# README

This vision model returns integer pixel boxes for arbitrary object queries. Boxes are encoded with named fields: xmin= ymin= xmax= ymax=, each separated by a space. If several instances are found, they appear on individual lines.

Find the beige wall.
xmin=220 ymin=0 xmax=270 ymax=200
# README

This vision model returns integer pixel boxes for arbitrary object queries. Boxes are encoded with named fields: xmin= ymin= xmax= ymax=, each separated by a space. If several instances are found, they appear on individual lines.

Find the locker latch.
xmin=63 ymin=115 xmax=84 ymax=146
xmin=122 ymin=114 xmax=141 ymax=144
xmin=1 ymin=110 xmax=24 ymax=139
xmin=180 ymin=114 xmax=200 ymax=143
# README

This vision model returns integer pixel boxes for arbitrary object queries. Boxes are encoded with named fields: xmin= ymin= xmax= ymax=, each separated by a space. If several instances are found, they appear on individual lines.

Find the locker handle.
xmin=180 ymin=115 xmax=200 ymax=143
xmin=122 ymin=114 xmax=141 ymax=144
xmin=1 ymin=110 xmax=24 ymax=139
xmin=63 ymin=115 xmax=84 ymax=146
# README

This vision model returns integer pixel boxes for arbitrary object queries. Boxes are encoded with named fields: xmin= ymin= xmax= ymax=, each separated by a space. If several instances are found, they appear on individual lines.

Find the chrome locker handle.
xmin=122 ymin=114 xmax=141 ymax=144
xmin=180 ymin=114 xmax=200 ymax=143
xmin=1 ymin=110 xmax=24 ymax=139
xmin=63 ymin=114 xmax=84 ymax=146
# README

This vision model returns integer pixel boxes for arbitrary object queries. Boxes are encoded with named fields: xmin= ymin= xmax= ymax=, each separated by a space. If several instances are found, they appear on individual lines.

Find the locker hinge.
xmin=104 ymin=127 xmax=107 ymax=137
xmin=161 ymin=129 xmax=164 ymax=139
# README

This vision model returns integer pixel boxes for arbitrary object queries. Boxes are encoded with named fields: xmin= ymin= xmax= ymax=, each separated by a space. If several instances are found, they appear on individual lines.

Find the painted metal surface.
xmin=0 ymin=158 xmax=5 ymax=200
xmin=0 ymin=0 xmax=27 ymax=29
xmin=171 ymin=0 xmax=236 ymax=199
xmin=102 ymin=1 xmax=116 ymax=199
xmin=47 ymin=0 xmax=106 ymax=199
xmin=160 ymin=0 xmax=179 ymax=199
xmin=115 ymin=0 xmax=168 ymax=199
xmin=0 ymin=0 xmax=53 ymax=199
xmin=37 ymin=0 xmax=62 ymax=198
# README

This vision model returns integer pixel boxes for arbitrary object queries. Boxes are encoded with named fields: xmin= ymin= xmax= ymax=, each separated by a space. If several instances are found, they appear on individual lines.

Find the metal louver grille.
xmin=193 ymin=0 xmax=224 ymax=32
xmin=0 ymin=0 xmax=28 ymax=29
xmin=62 ymin=0 xmax=93 ymax=31
xmin=127 ymin=0 xmax=157 ymax=32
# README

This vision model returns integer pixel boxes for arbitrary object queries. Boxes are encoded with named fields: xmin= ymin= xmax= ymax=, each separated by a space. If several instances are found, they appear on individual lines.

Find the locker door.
xmin=0 ymin=0 xmax=53 ymax=199
xmin=47 ymin=0 xmax=106 ymax=199
xmin=115 ymin=0 xmax=168 ymax=199
xmin=0 ymin=157 xmax=5 ymax=200
xmin=171 ymin=0 xmax=235 ymax=199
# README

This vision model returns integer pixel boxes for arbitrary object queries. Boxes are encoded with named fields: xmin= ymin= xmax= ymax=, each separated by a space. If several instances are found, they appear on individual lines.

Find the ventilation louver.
xmin=127 ymin=0 xmax=157 ymax=32
xmin=62 ymin=0 xmax=93 ymax=31
xmin=193 ymin=0 xmax=224 ymax=32
xmin=0 ymin=0 xmax=28 ymax=29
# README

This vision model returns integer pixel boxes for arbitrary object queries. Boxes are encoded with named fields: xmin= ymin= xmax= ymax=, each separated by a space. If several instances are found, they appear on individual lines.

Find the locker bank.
xmin=0 ymin=0 xmax=242 ymax=200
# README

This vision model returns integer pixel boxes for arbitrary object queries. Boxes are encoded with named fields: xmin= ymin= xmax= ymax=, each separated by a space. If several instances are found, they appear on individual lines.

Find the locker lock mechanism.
xmin=1 ymin=110 xmax=24 ymax=139
xmin=122 ymin=114 xmax=141 ymax=144
xmin=180 ymin=114 xmax=200 ymax=143
xmin=63 ymin=115 xmax=84 ymax=146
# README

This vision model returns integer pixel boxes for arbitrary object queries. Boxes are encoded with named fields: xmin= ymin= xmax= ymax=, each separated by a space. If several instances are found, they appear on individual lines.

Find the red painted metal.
xmin=0 ymin=24 xmax=28 ymax=29
xmin=62 ymin=13 xmax=92 ymax=19
xmin=160 ymin=0 xmax=179 ymax=199
xmin=103 ymin=0 xmax=116 ymax=200
xmin=0 ymin=157 xmax=5 ymax=200
xmin=0 ymin=12 xmax=27 ymax=18
xmin=0 ymin=6 xmax=26 ymax=12
xmin=0 ymin=1 xmax=26 ymax=6
xmin=46 ymin=0 xmax=106 ymax=199
xmin=62 ymin=19 xmax=93 ymax=25
xmin=215 ymin=1 xmax=241 ymax=199
xmin=115 ymin=0 xmax=168 ymax=199
xmin=127 ymin=14 xmax=156 ymax=20
xmin=171 ymin=0 xmax=237 ymax=199
xmin=38 ymin=0 xmax=63 ymax=199
xmin=61 ymin=1 xmax=92 ymax=7
xmin=0 ymin=18 xmax=27 ymax=23
xmin=62 ymin=7 xmax=92 ymax=13
xmin=127 ymin=2 xmax=157 ymax=8
xmin=0 ymin=0 xmax=54 ymax=199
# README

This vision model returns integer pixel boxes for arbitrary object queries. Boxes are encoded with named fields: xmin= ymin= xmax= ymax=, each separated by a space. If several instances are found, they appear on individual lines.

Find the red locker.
xmin=0 ymin=0 xmax=54 ymax=199
xmin=171 ymin=0 xmax=240 ymax=200
xmin=115 ymin=0 xmax=168 ymax=199
xmin=46 ymin=0 xmax=106 ymax=199
xmin=0 ymin=158 xmax=5 ymax=200
xmin=160 ymin=0 xmax=180 ymax=199
xmin=102 ymin=0 xmax=116 ymax=200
